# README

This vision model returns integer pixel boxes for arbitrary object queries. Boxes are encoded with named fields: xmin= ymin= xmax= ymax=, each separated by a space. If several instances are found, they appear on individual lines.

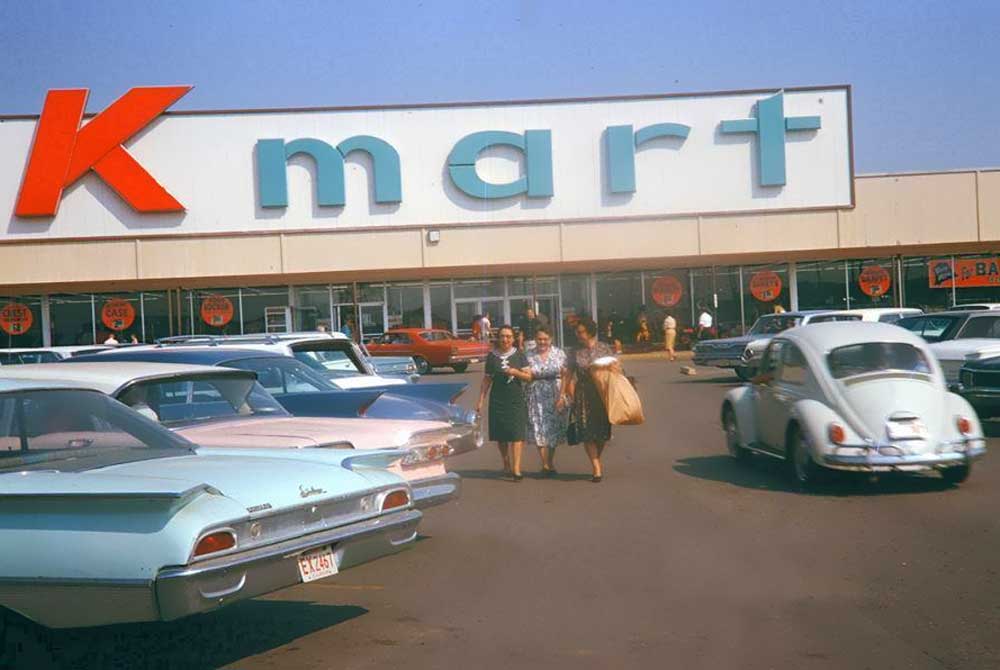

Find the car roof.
xmin=838 ymin=307 xmax=922 ymax=315
xmin=0 ymin=379 xmax=105 ymax=393
xmin=158 ymin=331 xmax=349 ymax=345
xmin=779 ymin=321 xmax=928 ymax=352
xmin=0 ymin=362 xmax=253 ymax=395
xmin=73 ymin=346 xmax=280 ymax=366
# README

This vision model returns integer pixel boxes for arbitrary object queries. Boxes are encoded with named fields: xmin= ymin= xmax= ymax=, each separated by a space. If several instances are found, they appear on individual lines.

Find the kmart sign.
xmin=3 ymin=86 xmax=852 ymax=240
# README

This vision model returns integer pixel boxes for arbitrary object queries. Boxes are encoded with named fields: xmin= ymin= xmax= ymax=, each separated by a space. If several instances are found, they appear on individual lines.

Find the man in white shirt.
xmin=697 ymin=309 xmax=713 ymax=340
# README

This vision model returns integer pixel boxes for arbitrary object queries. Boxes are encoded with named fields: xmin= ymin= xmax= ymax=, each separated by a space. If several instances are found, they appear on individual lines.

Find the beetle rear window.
xmin=827 ymin=342 xmax=932 ymax=379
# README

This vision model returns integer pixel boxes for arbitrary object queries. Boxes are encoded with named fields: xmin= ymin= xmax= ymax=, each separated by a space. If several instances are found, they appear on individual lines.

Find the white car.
xmin=929 ymin=339 xmax=1000 ymax=388
xmin=0 ymin=346 xmax=112 ymax=364
xmin=835 ymin=307 xmax=923 ymax=323
xmin=721 ymin=322 xmax=985 ymax=488
xmin=950 ymin=303 xmax=1000 ymax=311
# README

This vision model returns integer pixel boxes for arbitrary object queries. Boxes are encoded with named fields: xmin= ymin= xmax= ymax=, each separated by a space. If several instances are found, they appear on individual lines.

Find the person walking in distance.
xmin=662 ymin=311 xmax=677 ymax=361
xmin=696 ymin=305 xmax=713 ymax=341
xmin=525 ymin=326 xmax=567 ymax=476
xmin=476 ymin=325 xmax=531 ymax=481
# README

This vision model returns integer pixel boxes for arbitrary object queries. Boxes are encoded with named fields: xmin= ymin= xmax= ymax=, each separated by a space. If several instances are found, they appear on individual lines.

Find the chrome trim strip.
xmin=157 ymin=508 xmax=421 ymax=581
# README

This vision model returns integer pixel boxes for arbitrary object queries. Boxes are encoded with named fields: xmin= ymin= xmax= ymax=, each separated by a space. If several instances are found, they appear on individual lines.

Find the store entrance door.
xmin=454 ymin=298 xmax=504 ymax=338
xmin=358 ymin=303 xmax=386 ymax=343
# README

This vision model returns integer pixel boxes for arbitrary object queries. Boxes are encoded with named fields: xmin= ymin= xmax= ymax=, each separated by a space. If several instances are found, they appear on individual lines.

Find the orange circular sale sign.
xmin=101 ymin=299 xmax=136 ymax=332
xmin=749 ymin=270 xmax=783 ymax=302
xmin=858 ymin=265 xmax=891 ymax=297
xmin=0 ymin=303 xmax=33 ymax=335
xmin=651 ymin=275 xmax=684 ymax=307
xmin=201 ymin=295 xmax=235 ymax=327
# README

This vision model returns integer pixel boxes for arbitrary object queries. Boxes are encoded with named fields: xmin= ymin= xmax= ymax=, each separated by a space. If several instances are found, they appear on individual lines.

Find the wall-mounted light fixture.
xmin=426 ymin=229 xmax=441 ymax=244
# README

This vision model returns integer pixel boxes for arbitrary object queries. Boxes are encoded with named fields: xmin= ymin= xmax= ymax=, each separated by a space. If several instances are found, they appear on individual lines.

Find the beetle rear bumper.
xmin=820 ymin=443 xmax=986 ymax=471
xmin=155 ymin=508 xmax=421 ymax=621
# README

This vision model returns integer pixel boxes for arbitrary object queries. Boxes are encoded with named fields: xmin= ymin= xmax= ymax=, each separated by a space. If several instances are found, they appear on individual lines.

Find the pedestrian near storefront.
xmin=696 ymin=306 xmax=713 ymax=340
xmin=517 ymin=307 xmax=544 ymax=350
xmin=566 ymin=317 xmax=617 ymax=482
xmin=662 ymin=312 xmax=677 ymax=361
xmin=476 ymin=325 xmax=531 ymax=481
xmin=525 ymin=326 xmax=567 ymax=476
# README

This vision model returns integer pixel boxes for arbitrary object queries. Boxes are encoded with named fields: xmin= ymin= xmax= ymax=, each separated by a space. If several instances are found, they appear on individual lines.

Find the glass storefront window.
xmin=692 ymin=267 xmax=744 ymax=337
xmin=357 ymin=283 xmax=385 ymax=304
xmin=741 ymin=264 xmax=789 ymax=333
xmin=386 ymin=284 xmax=425 ymax=329
xmin=645 ymin=269 xmax=690 ymax=334
xmin=93 ymin=293 xmax=142 ymax=344
xmin=429 ymin=283 xmax=451 ymax=331
xmin=797 ymin=260 xmax=848 ymax=311
xmin=140 ymin=292 xmax=172 ymax=343
xmin=49 ymin=294 xmax=95 ymax=346
xmin=848 ymin=258 xmax=898 ymax=308
xmin=901 ymin=256 xmax=954 ymax=312
xmin=185 ymin=289 xmax=241 ymax=336
xmin=559 ymin=274 xmax=592 ymax=337
xmin=294 ymin=286 xmax=332 ymax=332
xmin=0 ymin=296 xmax=44 ymax=348
xmin=596 ymin=272 xmax=645 ymax=344
xmin=949 ymin=252 xmax=1000 ymax=306
xmin=240 ymin=287 xmax=291 ymax=334
xmin=452 ymin=278 xmax=504 ymax=299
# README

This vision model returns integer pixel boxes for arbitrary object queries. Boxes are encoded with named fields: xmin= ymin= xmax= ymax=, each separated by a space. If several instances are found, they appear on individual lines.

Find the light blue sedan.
xmin=0 ymin=380 xmax=421 ymax=629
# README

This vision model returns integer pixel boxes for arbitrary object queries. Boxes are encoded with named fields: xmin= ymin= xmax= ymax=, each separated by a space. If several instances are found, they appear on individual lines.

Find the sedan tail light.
xmin=827 ymin=423 xmax=846 ymax=445
xmin=381 ymin=489 xmax=410 ymax=511
xmin=956 ymin=416 xmax=973 ymax=436
xmin=194 ymin=530 xmax=236 ymax=557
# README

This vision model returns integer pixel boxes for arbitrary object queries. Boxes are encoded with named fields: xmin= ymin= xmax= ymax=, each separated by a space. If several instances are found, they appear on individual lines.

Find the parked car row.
xmin=0 ymin=334 xmax=484 ymax=631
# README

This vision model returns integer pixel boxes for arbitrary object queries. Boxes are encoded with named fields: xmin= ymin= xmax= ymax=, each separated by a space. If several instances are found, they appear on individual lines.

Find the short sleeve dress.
xmin=485 ymin=348 xmax=529 ymax=442
xmin=526 ymin=347 xmax=568 ymax=448
xmin=568 ymin=341 xmax=615 ymax=444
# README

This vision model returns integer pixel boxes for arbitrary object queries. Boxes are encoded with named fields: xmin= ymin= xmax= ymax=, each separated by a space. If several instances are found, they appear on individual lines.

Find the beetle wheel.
xmin=722 ymin=406 xmax=750 ymax=461
xmin=789 ymin=426 xmax=824 ymax=490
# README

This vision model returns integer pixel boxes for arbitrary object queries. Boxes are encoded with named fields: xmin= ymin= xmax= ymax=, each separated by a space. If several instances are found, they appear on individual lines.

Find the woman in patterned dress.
xmin=525 ymin=326 xmax=567 ymax=476
xmin=476 ymin=325 xmax=532 ymax=481
xmin=566 ymin=317 xmax=619 ymax=482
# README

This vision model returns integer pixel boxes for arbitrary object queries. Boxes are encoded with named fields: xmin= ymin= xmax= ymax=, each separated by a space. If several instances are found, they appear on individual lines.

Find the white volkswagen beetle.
xmin=720 ymin=322 xmax=986 ymax=488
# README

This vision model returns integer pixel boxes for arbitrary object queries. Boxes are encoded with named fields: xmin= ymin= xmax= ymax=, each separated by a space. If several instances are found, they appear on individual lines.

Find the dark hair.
xmin=498 ymin=324 xmax=516 ymax=337
xmin=575 ymin=317 xmax=598 ymax=337
xmin=535 ymin=325 xmax=552 ymax=337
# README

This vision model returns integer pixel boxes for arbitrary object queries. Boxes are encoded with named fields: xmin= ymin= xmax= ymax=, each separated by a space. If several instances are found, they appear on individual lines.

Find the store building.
xmin=0 ymin=84 xmax=998 ymax=347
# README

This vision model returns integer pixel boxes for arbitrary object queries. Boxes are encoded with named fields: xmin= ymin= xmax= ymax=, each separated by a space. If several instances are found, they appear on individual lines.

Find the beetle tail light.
xmin=956 ymin=416 xmax=973 ymax=436
xmin=828 ymin=423 xmax=846 ymax=445
xmin=381 ymin=489 xmax=410 ymax=511
xmin=194 ymin=530 xmax=236 ymax=557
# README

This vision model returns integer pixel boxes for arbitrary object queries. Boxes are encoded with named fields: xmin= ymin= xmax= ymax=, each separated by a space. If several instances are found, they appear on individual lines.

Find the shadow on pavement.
xmin=673 ymin=454 xmax=958 ymax=496
xmin=11 ymin=600 xmax=366 ymax=670
xmin=983 ymin=420 xmax=1000 ymax=438
xmin=675 ymin=376 xmax=742 ymax=386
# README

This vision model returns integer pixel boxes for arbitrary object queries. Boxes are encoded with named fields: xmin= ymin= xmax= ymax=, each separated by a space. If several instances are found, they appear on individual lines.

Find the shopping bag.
xmin=592 ymin=367 xmax=645 ymax=426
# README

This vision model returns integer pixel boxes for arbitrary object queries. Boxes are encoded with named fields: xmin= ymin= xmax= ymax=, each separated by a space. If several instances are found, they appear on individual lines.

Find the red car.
xmin=368 ymin=328 xmax=489 ymax=374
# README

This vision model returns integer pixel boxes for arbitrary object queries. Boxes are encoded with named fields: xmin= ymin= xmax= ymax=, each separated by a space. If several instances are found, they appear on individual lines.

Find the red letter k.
xmin=15 ymin=85 xmax=192 ymax=217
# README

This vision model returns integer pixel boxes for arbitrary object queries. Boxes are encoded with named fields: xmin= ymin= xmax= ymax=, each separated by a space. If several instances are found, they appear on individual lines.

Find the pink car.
xmin=0 ymin=362 xmax=478 ymax=508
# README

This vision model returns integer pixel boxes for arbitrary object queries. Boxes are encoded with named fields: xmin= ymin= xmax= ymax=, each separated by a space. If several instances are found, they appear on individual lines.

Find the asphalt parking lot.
xmin=10 ymin=359 xmax=1000 ymax=670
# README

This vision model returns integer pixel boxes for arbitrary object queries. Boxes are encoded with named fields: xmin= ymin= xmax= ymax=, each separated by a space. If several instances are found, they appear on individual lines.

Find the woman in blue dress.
xmin=525 ymin=326 xmax=567 ymax=476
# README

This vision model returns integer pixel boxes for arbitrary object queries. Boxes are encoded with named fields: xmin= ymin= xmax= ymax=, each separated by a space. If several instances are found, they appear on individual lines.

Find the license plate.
xmin=886 ymin=420 xmax=928 ymax=440
xmin=297 ymin=546 xmax=338 ymax=583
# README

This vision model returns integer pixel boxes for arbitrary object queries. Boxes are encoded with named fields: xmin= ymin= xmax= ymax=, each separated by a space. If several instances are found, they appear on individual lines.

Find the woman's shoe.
xmin=512 ymin=473 xmax=524 ymax=482
xmin=591 ymin=475 xmax=603 ymax=483
xmin=542 ymin=468 xmax=557 ymax=477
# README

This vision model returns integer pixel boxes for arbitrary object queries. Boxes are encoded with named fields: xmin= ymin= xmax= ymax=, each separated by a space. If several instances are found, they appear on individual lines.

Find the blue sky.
xmin=1 ymin=0 xmax=996 ymax=173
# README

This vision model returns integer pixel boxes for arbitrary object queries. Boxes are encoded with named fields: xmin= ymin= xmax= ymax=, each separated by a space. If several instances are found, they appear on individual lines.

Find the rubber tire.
xmin=451 ymin=363 xmax=469 ymax=373
xmin=735 ymin=366 xmax=754 ymax=381
xmin=788 ymin=425 xmax=824 ymax=490
xmin=413 ymin=356 xmax=432 ymax=375
xmin=722 ymin=406 xmax=751 ymax=461
xmin=0 ymin=609 xmax=54 ymax=669
xmin=941 ymin=464 xmax=971 ymax=485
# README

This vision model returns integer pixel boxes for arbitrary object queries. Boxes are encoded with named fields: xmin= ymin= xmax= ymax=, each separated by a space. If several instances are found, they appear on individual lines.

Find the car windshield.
xmin=225 ymin=357 xmax=335 ymax=394
xmin=116 ymin=375 xmax=289 ymax=425
xmin=827 ymin=342 xmax=932 ymax=379
xmin=292 ymin=344 xmax=368 ymax=375
xmin=748 ymin=315 xmax=801 ymax=335
xmin=897 ymin=315 xmax=961 ymax=342
xmin=956 ymin=315 xmax=1000 ymax=339
xmin=0 ymin=389 xmax=193 ymax=473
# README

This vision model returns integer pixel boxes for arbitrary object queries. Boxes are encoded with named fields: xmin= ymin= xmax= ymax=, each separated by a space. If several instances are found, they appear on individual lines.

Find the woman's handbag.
xmin=566 ymin=412 xmax=580 ymax=445
xmin=591 ymin=367 xmax=645 ymax=425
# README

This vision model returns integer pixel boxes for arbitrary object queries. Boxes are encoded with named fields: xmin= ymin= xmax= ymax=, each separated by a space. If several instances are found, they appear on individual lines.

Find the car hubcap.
xmin=724 ymin=415 xmax=739 ymax=455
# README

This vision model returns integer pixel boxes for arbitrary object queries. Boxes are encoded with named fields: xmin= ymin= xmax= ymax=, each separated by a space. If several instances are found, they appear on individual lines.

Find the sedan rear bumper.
xmin=155 ymin=508 xmax=421 ymax=621
xmin=820 ymin=443 xmax=986 ymax=471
